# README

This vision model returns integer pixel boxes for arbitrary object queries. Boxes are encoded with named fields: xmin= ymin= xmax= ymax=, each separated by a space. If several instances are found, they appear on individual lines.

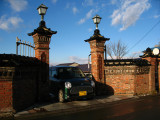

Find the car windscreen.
xmin=57 ymin=67 xmax=85 ymax=79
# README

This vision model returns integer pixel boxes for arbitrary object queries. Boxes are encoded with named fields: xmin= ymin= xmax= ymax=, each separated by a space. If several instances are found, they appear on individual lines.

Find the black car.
xmin=49 ymin=66 xmax=95 ymax=102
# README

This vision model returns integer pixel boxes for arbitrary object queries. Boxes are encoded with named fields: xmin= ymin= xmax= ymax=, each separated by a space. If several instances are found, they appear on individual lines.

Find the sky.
xmin=0 ymin=0 xmax=160 ymax=66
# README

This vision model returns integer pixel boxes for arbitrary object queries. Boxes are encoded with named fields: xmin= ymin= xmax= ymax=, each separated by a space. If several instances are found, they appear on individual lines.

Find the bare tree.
xmin=106 ymin=40 xmax=128 ymax=59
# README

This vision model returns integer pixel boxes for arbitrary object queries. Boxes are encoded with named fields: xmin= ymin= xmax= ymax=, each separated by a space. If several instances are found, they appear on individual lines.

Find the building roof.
xmin=56 ymin=62 xmax=79 ymax=67
xmin=78 ymin=64 xmax=91 ymax=73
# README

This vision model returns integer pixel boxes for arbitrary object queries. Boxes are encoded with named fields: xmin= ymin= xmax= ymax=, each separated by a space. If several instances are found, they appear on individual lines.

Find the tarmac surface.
xmin=14 ymin=95 xmax=139 ymax=119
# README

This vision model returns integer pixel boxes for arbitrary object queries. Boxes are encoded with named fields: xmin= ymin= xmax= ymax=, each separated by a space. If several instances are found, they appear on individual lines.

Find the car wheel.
xmin=58 ymin=89 xmax=65 ymax=102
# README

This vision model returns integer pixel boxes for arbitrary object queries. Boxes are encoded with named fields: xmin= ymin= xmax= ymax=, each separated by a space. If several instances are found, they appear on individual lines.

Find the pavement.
xmin=13 ymin=95 xmax=139 ymax=119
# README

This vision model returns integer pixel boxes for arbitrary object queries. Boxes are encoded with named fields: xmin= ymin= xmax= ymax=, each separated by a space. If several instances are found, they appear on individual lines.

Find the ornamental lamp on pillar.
xmin=153 ymin=48 xmax=160 ymax=56
xmin=37 ymin=4 xmax=48 ymax=21
xmin=92 ymin=15 xmax=102 ymax=30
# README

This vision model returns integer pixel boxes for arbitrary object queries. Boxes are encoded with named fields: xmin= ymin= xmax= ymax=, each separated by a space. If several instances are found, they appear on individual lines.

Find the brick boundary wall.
xmin=0 ymin=54 xmax=49 ymax=113
xmin=0 ymin=67 xmax=14 ymax=112
xmin=104 ymin=59 xmax=151 ymax=96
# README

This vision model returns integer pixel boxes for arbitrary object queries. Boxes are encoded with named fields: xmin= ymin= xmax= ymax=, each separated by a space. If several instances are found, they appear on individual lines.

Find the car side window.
xmin=49 ymin=70 xmax=52 ymax=77
xmin=52 ymin=70 xmax=57 ymax=78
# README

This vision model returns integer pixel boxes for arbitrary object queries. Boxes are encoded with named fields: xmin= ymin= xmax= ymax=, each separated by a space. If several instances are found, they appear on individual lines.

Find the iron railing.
xmin=16 ymin=37 xmax=35 ymax=57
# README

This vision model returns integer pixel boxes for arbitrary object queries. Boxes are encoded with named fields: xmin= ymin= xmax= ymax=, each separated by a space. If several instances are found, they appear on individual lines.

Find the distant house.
xmin=56 ymin=62 xmax=91 ymax=75
xmin=56 ymin=62 xmax=79 ymax=67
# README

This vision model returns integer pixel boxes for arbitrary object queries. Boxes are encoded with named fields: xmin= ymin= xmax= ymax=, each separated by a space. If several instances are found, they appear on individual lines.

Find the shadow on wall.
xmin=92 ymin=76 xmax=114 ymax=96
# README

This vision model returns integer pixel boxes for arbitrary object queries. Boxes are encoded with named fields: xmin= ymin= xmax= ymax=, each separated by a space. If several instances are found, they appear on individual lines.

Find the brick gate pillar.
xmin=28 ymin=19 xmax=57 ymax=101
xmin=144 ymin=57 xmax=156 ymax=92
xmin=85 ymin=29 xmax=110 ymax=83
xmin=141 ymin=48 xmax=158 ymax=93
xmin=28 ymin=21 xmax=57 ymax=65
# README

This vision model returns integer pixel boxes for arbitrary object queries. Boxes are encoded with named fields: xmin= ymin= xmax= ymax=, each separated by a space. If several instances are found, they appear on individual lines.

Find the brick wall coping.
xmin=0 ymin=54 xmax=43 ymax=67
xmin=104 ymin=59 xmax=150 ymax=66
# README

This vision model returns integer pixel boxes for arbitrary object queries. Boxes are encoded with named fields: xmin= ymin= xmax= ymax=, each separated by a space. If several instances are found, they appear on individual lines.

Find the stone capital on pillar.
xmin=28 ymin=20 xmax=57 ymax=65
xmin=85 ymin=29 xmax=110 ymax=83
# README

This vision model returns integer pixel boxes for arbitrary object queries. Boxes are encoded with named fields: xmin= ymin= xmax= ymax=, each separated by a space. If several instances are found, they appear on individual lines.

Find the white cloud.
xmin=78 ymin=18 xmax=86 ymax=24
xmin=72 ymin=7 xmax=78 ymax=14
xmin=111 ymin=0 xmax=150 ymax=31
xmin=52 ymin=0 xmax=57 ymax=4
xmin=78 ymin=9 xmax=95 ymax=24
xmin=86 ymin=9 xmax=94 ymax=18
xmin=66 ymin=3 xmax=78 ymax=15
xmin=49 ymin=62 xmax=59 ymax=66
xmin=66 ymin=3 xmax=70 ymax=9
xmin=101 ymin=3 xmax=106 ymax=7
xmin=82 ymin=0 xmax=94 ymax=6
xmin=154 ymin=14 xmax=160 ymax=19
xmin=0 ymin=15 xmax=23 ymax=31
xmin=132 ymin=51 xmax=142 ymax=55
xmin=0 ymin=37 xmax=3 ymax=42
xmin=7 ymin=0 xmax=28 ymax=12
xmin=129 ymin=51 xmax=142 ymax=58
xmin=69 ymin=56 xmax=88 ymax=64
xmin=88 ymin=28 xmax=93 ymax=32
xmin=111 ymin=0 xmax=117 ymax=5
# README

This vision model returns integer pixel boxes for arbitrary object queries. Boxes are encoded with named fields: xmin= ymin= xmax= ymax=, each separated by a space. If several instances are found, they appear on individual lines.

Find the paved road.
xmin=16 ymin=95 xmax=160 ymax=120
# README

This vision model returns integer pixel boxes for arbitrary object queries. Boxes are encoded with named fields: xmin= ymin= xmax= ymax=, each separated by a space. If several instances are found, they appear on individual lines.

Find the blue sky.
xmin=0 ymin=0 xmax=160 ymax=65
